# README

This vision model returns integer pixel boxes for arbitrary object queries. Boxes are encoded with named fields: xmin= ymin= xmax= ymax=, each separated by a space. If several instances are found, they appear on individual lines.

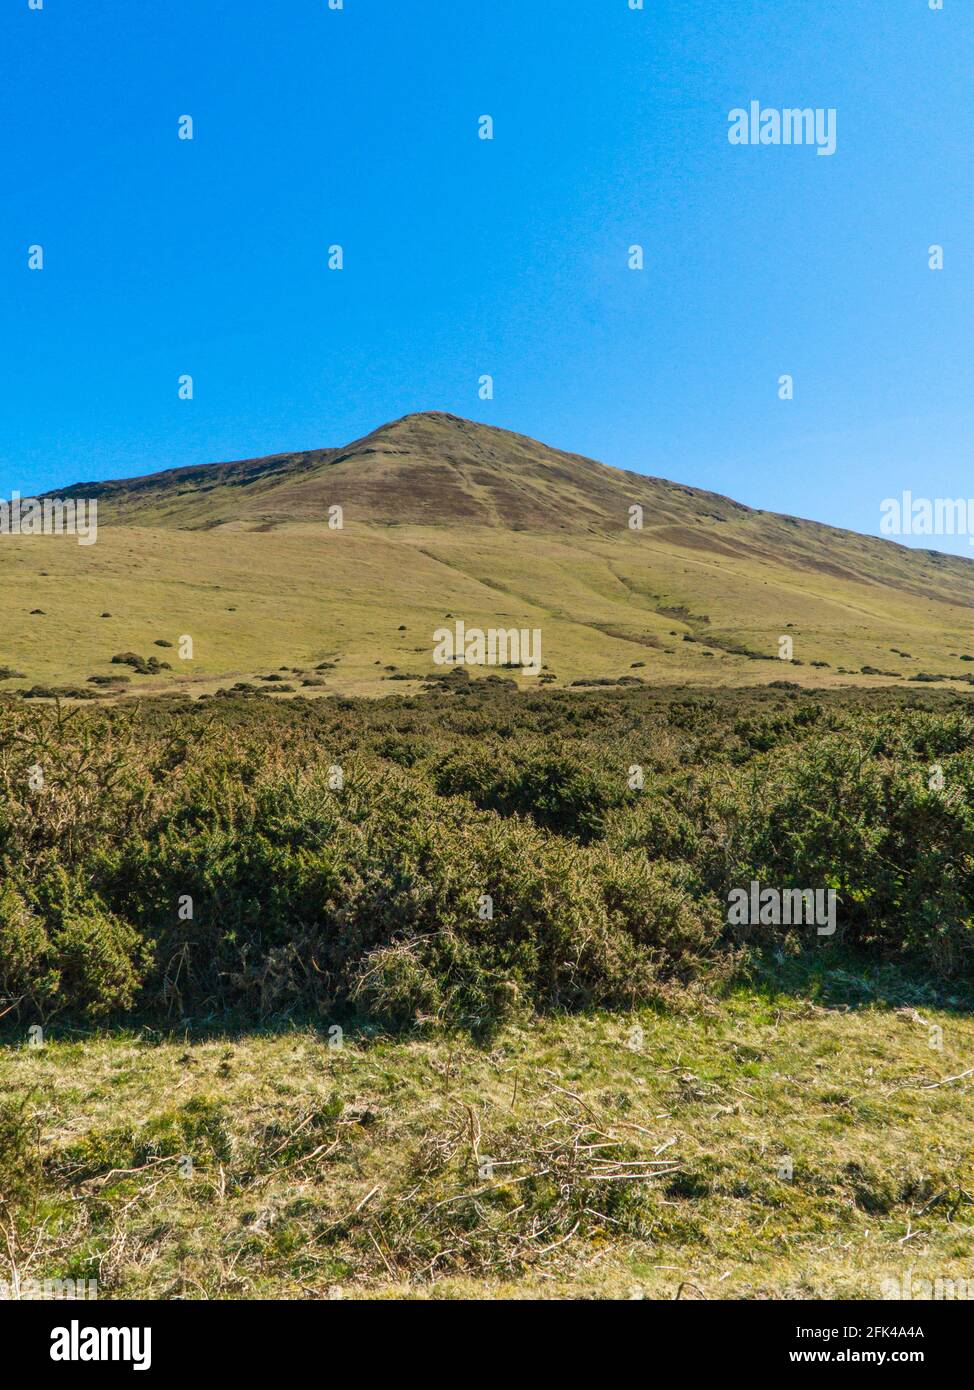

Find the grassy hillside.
xmin=5 ymin=413 xmax=974 ymax=699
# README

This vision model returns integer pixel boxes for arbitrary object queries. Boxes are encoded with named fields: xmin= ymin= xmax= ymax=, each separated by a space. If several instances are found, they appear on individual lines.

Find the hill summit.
xmin=56 ymin=410 xmax=747 ymax=535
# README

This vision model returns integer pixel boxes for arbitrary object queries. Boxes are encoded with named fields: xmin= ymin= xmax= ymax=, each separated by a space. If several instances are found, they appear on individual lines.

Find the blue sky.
xmin=3 ymin=0 xmax=972 ymax=552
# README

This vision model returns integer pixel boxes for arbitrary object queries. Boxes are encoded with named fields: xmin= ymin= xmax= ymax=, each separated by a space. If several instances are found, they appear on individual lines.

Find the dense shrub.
xmin=0 ymin=884 xmax=56 ymax=1018
xmin=0 ymin=686 xmax=971 ymax=1026
xmin=726 ymin=737 xmax=974 ymax=973
xmin=433 ymin=745 xmax=625 ymax=842
xmin=97 ymin=767 xmax=721 ymax=1023
xmin=0 ymin=875 xmax=150 ymax=1021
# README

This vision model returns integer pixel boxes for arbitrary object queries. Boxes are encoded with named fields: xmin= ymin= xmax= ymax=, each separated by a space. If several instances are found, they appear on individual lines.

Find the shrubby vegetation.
xmin=0 ymin=684 xmax=971 ymax=1027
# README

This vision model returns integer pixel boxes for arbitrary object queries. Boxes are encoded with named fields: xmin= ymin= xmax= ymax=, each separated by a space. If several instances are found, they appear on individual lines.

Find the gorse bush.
xmin=726 ymin=737 xmax=974 ymax=974
xmin=433 ymin=744 xmax=625 ymax=842
xmin=98 ymin=766 xmax=720 ymax=1024
xmin=0 ymin=685 xmax=971 ymax=1027
xmin=0 ymin=876 xmax=149 ymax=1021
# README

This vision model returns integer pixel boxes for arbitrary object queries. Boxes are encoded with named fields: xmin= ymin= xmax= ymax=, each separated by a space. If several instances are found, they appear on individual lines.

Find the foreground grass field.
xmin=3 ymin=955 xmax=973 ymax=1300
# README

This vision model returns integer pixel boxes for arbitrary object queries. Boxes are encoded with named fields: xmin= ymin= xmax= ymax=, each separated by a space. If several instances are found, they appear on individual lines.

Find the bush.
xmin=0 ymin=873 xmax=151 ymax=1021
xmin=0 ymin=688 xmax=971 ymax=1027
xmin=0 ymin=883 xmax=58 ymax=1017
xmin=434 ymin=745 xmax=624 ymax=842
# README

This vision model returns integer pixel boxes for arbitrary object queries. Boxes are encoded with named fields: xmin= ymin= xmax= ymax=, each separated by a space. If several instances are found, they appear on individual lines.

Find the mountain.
xmin=5 ymin=411 xmax=974 ymax=697
xmin=55 ymin=411 xmax=750 ymax=535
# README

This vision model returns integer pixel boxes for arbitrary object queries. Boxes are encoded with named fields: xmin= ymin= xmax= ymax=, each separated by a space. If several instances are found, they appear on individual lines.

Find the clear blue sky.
xmin=3 ymin=1 xmax=972 ymax=552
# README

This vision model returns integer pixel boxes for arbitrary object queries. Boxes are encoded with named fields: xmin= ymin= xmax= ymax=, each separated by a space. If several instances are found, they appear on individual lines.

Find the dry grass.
xmin=2 ymin=956 xmax=973 ymax=1300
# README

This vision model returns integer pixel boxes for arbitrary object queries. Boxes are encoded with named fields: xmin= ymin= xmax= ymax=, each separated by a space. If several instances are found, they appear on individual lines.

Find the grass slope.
xmin=4 ymin=412 xmax=973 ymax=698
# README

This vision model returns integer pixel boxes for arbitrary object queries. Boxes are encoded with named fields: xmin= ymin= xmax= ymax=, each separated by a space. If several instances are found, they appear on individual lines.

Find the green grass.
xmin=7 ymin=413 xmax=974 ymax=697
xmin=2 ymin=954 xmax=972 ymax=1300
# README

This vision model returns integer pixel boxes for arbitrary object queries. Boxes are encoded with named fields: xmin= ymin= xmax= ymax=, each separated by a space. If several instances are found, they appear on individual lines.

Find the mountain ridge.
xmin=44 ymin=410 xmax=974 ymax=582
xmin=48 ymin=411 xmax=754 ymax=536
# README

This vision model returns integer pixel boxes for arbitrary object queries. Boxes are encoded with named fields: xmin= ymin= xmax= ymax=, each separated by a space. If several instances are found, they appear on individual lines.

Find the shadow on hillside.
xmin=1 ymin=946 xmax=971 ymax=1052
xmin=735 ymin=945 xmax=974 ymax=1017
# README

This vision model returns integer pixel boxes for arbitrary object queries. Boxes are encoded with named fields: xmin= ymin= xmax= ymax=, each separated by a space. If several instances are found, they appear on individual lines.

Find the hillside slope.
xmin=4 ymin=412 xmax=973 ymax=697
